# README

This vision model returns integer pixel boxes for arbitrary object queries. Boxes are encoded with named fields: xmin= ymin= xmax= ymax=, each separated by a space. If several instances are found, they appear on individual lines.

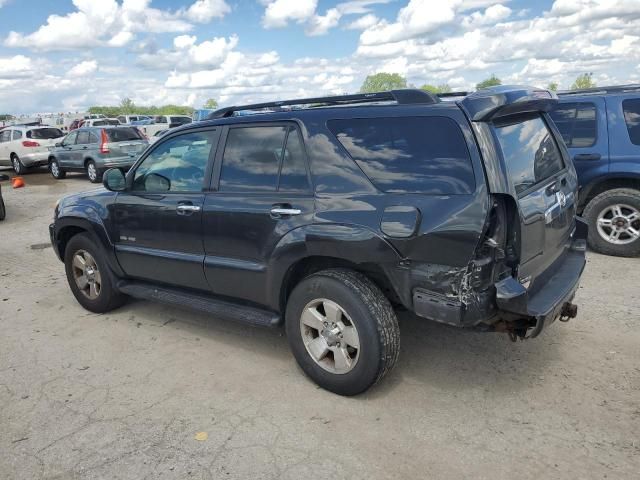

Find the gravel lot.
xmin=1 ymin=169 xmax=639 ymax=480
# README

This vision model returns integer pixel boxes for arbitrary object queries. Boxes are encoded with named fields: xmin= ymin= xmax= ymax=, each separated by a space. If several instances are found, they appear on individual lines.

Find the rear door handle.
xmin=176 ymin=204 xmax=201 ymax=215
xmin=270 ymin=207 xmax=301 ymax=217
xmin=573 ymin=153 xmax=601 ymax=161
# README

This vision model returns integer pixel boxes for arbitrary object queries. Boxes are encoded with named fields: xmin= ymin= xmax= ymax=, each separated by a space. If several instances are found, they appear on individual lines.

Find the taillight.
xmin=22 ymin=140 xmax=40 ymax=147
xmin=99 ymin=129 xmax=110 ymax=154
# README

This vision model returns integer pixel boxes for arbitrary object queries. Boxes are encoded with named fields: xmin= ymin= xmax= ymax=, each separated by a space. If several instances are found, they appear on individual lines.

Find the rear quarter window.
xmin=28 ymin=128 xmax=64 ymax=139
xmin=493 ymin=114 xmax=565 ymax=195
xmin=327 ymin=116 xmax=475 ymax=194
xmin=622 ymin=99 xmax=640 ymax=146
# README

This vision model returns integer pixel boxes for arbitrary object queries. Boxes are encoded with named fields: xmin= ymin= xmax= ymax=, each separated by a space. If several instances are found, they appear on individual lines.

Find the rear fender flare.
xmin=267 ymin=224 xmax=403 ymax=311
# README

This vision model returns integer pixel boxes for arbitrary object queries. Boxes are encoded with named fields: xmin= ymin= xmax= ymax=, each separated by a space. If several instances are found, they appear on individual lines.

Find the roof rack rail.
xmin=436 ymin=91 xmax=469 ymax=98
xmin=207 ymin=89 xmax=439 ymax=119
xmin=557 ymin=84 xmax=640 ymax=96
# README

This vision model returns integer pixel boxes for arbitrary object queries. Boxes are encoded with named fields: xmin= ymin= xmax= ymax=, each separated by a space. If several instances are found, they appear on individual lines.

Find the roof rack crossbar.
xmin=557 ymin=84 xmax=640 ymax=96
xmin=208 ymin=89 xmax=439 ymax=119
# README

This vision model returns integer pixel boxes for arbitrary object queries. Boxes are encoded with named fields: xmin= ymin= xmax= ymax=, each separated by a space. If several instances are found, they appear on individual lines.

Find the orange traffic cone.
xmin=11 ymin=176 xmax=25 ymax=188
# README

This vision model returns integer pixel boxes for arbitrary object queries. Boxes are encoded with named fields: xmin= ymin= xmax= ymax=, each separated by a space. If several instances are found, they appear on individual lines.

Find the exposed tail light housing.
xmin=99 ymin=129 xmax=110 ymax=154
xmin=22 ymin=140 xmax=40 ymax=147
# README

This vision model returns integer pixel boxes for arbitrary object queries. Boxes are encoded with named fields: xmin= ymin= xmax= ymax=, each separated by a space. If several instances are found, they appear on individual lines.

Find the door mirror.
xmin=103 ymin=168 xmax=126 ymax=192
xmin=144 ymin=173 xmax=171 ymax=192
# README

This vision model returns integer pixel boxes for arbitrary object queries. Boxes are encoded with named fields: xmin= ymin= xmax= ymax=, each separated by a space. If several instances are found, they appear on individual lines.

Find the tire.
xmin=583 ymin=188 xmax=640 ymax=257
xmin=0 ymin=189 xmax=5 ymax=221
xmin=86 ymin=160 xmax=101 ymax=183
xmin=11 ymin=154 xmax=26 ymax=175
xmin=64 ymin=233 xmax=126 ymax=313
xmin=49 ymin=158 xmax=66 ymax=179
xmin=285 ymin=268 xmax=400 ymax=396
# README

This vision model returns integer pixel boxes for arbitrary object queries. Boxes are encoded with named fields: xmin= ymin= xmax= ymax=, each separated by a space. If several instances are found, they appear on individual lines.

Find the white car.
xmin=81 ymin=118 xmax=121 ymax=127
xmin=0 ymin=125 xmax=65 ymax=174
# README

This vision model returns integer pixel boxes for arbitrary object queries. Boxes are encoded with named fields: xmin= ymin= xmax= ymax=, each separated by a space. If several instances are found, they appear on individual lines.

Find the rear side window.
xmin=622 ymin=99 xmax=640 ymax=146
xmin=12 ymin=130 xmax=22 ymax=140
xmin=219 ymin=126 xmax=309 ymax=192
xmin=106 ymin=127 xmax=142 ymax=142
xmin=327 ymin=117 xmax=475 ymax=194
xmin=494 ymin=114 xmax=565 ymax=195
xmin=76 ymin=131 xmax=90 ymax=144
xmin=28 ymin=128 xmax=64 ymax=139
xmin=549 ymin=102 xmax=596 ymax=147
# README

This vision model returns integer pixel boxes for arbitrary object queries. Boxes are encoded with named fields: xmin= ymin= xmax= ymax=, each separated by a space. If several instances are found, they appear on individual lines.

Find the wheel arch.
xmin=267 ymin=224 xmax=405 ymax=314
xmin=579 ymin=175 xmax=640 ymax=213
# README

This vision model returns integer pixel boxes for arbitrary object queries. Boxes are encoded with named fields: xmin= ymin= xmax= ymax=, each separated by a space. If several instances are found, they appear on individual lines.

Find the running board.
xmin=117 ymin=281 xmax=281 ymax=327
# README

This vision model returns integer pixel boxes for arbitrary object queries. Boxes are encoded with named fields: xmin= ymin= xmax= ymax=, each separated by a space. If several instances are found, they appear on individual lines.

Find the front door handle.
xmin=270 ymin=207 xmax=301 ymax=217
xmin=573 ymin=153 xmax=601 ymax=161
xmin=176 ymin=204 xmax=201 ymax=215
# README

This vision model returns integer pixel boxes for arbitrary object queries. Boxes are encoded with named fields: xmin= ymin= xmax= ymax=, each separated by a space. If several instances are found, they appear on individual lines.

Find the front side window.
xmin=328 ymin=116 xmax=475 ymax=194
xmin=63 ymin=132 xmax=78 ymax=145
xmin=219 ymin=126 xmax=307 ymax=192
xmin=494 ymin=114 xmax=565 ymax=195
xmin=549 ymin=102 xmax=597 ymax=148
xmin=622 ymin=99 xmax=640 ymax=146
xmin=133 ymin=130 xmax=216 ymax=193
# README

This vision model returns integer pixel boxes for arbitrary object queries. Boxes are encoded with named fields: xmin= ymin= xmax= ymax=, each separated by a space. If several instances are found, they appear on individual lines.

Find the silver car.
xmin=48 ymin=126 xmax=148 ymax=183
xmin=0 ymin=125 xmax=65 ymax=174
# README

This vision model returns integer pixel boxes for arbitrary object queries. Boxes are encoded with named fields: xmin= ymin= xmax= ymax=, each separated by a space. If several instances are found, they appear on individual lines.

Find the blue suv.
xmin=549 ymin=85 xmax=640 ymax=257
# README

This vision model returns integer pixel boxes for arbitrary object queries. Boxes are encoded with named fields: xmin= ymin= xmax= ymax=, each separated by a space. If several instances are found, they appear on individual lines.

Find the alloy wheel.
xmin=71 ymin=250 xmax=102 ymax=299
xmin=596 ymin=203 xmax=640 ymax=245
xmin=299 ymin=298 xmax=360 ymax=374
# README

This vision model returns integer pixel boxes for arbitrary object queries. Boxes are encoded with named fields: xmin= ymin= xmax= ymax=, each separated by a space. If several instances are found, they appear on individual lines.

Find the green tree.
xmin=571 ymin=73 xmax=596 ymax=90
xmin=420 ymin=84 xmax=452 ymax=94
xmin=119 ymin=97 xmax=136 ymax=114
xmin=359 ymin=72 xmax=407 ymax=93
xmin=476 ymin=74 xmax=502 ymax=90
xmin=547 ymin=82 xmax=559 ymax=92
xmin=203 ymin=98 xmax=218 ymax=109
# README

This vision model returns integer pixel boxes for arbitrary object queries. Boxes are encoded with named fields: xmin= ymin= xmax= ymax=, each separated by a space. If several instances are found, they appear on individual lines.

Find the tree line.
xmin=87 ymin=97 xmax=219 ymax=117
xmin=359 ymin=72 xmax=598 ymax=94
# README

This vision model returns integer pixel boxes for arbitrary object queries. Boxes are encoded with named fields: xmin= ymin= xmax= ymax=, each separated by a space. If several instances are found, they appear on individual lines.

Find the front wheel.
xmin=86 ymin=160 xmax=101 ymax=183
xmin=50 ymin=158 xmax=66 ymax=179
xmin=583 ymin=188 xmax=640 ymax=257
xmin=285 ymin=269 xmax=400 ymax=396
xmin=64 ymin=233 xmax=126 ymax=313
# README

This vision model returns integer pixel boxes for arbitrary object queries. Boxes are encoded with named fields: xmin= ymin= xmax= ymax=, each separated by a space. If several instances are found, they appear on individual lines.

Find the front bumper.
xmin=495 ymin=218 xmax=588 ymax=336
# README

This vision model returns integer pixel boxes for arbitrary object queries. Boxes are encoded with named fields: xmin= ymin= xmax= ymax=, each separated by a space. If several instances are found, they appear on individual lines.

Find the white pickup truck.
xmin=135 ymin=115 xmax=193 ymax=137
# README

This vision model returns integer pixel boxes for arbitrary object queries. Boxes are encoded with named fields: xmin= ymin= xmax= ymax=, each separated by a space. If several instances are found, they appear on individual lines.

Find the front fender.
xmin=266 ymin=223 xmax=403 ymax=311
xmin=52 ymin=205 xmax=123 ymax=277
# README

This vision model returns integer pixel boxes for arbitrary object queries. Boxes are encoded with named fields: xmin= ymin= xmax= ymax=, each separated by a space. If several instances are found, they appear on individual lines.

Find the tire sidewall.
xmin=50 ymin=158 xmax=65 ymax=179
xmin=584 ymin=189 xmax=640 ymax=257
xmin=12 ymin=155 xmax=24 ymax=175
xmin=87 ymin=161 xmax=100 ymax=183
xmin=285 ymin=273 xmax=384 ymax=395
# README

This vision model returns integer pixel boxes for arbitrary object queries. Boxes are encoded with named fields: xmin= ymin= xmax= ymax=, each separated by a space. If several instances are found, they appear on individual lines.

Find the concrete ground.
xmin=1 ymin=169 xmax=638 ymax=480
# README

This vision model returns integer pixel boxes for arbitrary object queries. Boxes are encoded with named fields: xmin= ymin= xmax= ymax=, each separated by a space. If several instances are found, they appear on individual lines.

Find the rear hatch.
xmin=104 ymin=127 xmax=148 ymax=158
xmin=27 ymin=127 xmax=64 ymax=153
xmin=461 ymin=87 xmax=579 ymax=291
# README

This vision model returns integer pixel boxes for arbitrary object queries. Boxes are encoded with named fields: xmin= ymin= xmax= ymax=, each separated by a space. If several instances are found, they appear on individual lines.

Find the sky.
xmin=0 ymin=0 xmax=639 ymax=114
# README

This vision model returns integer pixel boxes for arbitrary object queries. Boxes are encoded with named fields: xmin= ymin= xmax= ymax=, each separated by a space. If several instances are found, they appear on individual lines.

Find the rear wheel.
xmin=11 ymin=154 xmax=26 ymax=175
xmin=64 ymin=233 xmax=126 ymax=313
xmin=49 ymin=158 xmax=66 ymax=179
xmin=86 ymin=160 xmax=101 ymax=183
xmin=285 ymin=268 xmax=400 ymax=396
xmin=583 ymin=188 xmax=640 ymax=257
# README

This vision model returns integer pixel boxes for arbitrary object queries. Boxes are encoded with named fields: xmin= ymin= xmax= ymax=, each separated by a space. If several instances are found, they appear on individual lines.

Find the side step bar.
xmin=117 ymin=281 xmax=281 ymax=327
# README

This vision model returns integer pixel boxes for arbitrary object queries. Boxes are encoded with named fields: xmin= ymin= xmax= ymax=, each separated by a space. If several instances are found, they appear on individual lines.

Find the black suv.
xmin=50 ymin=86 xmax=586 ymax=395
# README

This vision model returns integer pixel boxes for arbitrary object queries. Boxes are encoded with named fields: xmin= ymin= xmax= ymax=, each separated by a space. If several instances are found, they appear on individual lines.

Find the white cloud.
xmin=0 ymin=55 xmax=36 ymax=79
xmin=346 ymin=14 xmax=379 ymax=30
xmin=67 ymin=60 xmax=98 ymax=77
xmin=262 ymin=0 xmax=318 ymax=28
xmin=4 ymin=0 xmax=230 ymax=51
xmin=306 ymin=8 xmax=342 ymax=36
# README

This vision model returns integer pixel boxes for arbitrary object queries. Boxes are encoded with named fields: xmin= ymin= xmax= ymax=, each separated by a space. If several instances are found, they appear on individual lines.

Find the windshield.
xmin=170 ymin=116 xmax=192 ymax=125
xmin=27 ymin=128 xmax=64 ymax=139
xmin=106 ymin=127 xmax=143 ymax=142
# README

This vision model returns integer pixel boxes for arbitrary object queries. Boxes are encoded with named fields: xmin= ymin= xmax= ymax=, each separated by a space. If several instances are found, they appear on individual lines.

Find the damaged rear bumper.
xmin=494 ymin=218 xmax=588 ymax=337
